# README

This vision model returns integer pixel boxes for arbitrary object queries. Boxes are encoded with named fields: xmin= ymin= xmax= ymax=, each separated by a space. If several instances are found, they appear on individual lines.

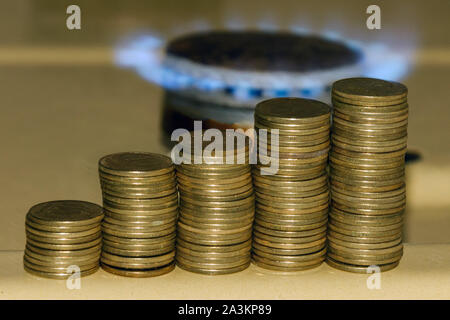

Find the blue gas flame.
xmin=115 ymin=25 xmax=415 ymax=102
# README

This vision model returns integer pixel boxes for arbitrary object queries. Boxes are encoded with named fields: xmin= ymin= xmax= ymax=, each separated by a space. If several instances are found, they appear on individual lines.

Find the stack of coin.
xmin=24 ymin=200 xmax=103 ymax=279
xmin=252 ymin=97 xmax=331 ymax=271
xmin=99 ymin=152 xmax=177 ymax=277
xmin=175 ymin=130 xmax=254 ymax=275
xmin=327 ymin=77 xmax=408 ymax=273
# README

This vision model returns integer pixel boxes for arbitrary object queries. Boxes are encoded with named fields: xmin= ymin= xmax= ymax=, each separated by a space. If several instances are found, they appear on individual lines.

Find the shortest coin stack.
xmin=99 ymin=152 xmax=177 ymax=277
xmin=327 ymin=77 xmax=408 ymax=273
xmin=24 ymin=200 xmax=103 ymax=279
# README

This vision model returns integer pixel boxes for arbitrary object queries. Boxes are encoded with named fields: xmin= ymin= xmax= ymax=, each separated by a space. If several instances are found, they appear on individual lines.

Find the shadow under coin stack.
xmin=252 ymin=98 xmax=331 ymax=271
xmin=327 ymin=77 xmax=408 ymax=273
xmin=176 ymin=131 xmax=254 ymax=275
xmin=24 ymin=200 xmax=103 ymax=279
xmin=99 ymin=152 xmax=177 ymax=277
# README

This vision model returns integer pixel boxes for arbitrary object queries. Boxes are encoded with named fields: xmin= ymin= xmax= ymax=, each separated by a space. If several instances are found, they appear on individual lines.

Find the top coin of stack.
xmin=327 ymin=77 xmax=408 ymax=273
xmin=98 ymin=152 xmax=178 ymax=277
xmin=24 ymin=200 xmax=103 ymax=279
xmin=252 ymin=98 xmax=331 ymax=272
xmin=175 ymin=130 xmax=254 ymax=275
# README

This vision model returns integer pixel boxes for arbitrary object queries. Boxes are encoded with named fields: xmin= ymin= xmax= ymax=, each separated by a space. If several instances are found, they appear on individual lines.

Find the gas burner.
xmin=115 ymin=28 xmax=412 ymax=128
xmin=164 ymin=30 xmax=363 ymax=108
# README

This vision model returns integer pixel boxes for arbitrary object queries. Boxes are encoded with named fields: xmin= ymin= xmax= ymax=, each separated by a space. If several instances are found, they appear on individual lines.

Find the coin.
xmin=332 ymin=78 xmax=407 ymax=102
xmin=177 ymin=260 xmax=250 ymax=275
xmin=26 ymin=230 xmax=102 ymax=245
xmin=24 ymin=263 xmax=99 ymax=279
xmin=27 ymin=200 xmax=103 ymax=226
xmin=327 ymin=235 xmax=402 ymax=250
xmin=326 ymin=257 xmax=399 ymax=273
xmin=328 ymin=230 xmax=402 ymax=244
xmin=99 ymin=152 xmax=174 ymax=177
xmin=101 ymin=262 xmax=175 ymax=278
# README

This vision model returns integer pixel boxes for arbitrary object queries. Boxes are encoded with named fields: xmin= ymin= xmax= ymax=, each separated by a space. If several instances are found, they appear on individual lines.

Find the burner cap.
xmin=167 ymin=30 xmax=361 ymax=72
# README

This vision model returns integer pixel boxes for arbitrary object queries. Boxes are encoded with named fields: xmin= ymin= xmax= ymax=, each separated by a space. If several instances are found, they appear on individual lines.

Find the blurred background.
xmin=0 ymin=0 xmax=449 ymax=251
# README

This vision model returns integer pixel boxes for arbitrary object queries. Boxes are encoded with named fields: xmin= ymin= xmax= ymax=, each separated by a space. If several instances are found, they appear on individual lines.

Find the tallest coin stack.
xmin=327 ymin=77 xmax=408 ymax=273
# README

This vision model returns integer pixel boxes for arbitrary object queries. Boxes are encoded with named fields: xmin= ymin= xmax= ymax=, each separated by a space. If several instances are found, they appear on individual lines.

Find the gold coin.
xmin=333 ymin=116 xmax=408 ymax=129
xmin=24 ymin=263 xmax=98 ymax=279
xmin=177 ymin=260 xmax=250 ymax=275
xmin=177 ymin=231 xmax=251 ymax=246
xmin=328 ymin=223 xmax=402 ymax=238
xmin=330 ymin=162 xmax=404 ymax=177
xmin=177 ymin=243 xmax=251 ymax=258
xmin=253 ymin=236 xmax=326 ymax=250
xmin=254 ymin=222 xmax=327 ymax=237
xmin=176 ymin=253 xmax=250 ymax=270
xmin=255 ymin=210 xmax=328 ymax=225
xmin=102 ymin=192 xmax=178 ymax=206
xmin=333 ymin=109 xmax=408 ymax=123
xmin=179 ymin=210 xmax=254 ymax=224
xmin=104 ymin=209 xmax=178 ymax=222
xmin=25 ymin=223 xmax=101 ymax=239
xmin=326 ymin=257 xmax=399 ymax=273
xmin=331 ymin=201 xmax=405 ymax=215
xmin=24 ymin=247 xmax=100 ymax=263
xmin=176 ymin=251 xmax=251 ymax=265
xmin=24 ymin=252 xmax=99 ymax=268
xmin=177 ymin=237 xmax=252 ymax=253
xmin=101 ymin=183 xmax=177 ymax=199
xmin=178 ymin=183 xmax=253 ymax=198
xmin=177 ymin=221 xmax=252 ymax=235
xmin=332 ymin=97 xmax=408 ymax=111
xmin=101 ymin=261 xmax=175 ymax=278
xmin=332 ymin=78 xmax=407 ymax=102
xmin=256 ymin=196 xmax=329 ymax=210
xmin=332 ymin=131 xmax=407 ymax=146
xmin=24 ymin=256 xmax=98 ymax=273
xmin=256 ymin=202 xmax=329 ymax=215
xmin=27 ymin=200 xmax=103 ymax=226
xmin=253 ymin=230 xmax=326 ymax=244
xmin=180 ymin=193 xmax=255 ymax=208
xmin=331 ymin=179 xmax=405 ymax=193
xmin=328 ymin=241 xmax=403 ymax=257
xmin=25 ymin=242 xmax=101 ymax=257
xmin=103 ymin=232 xmax=175 ymax=244
xmin=252 ymin=254 xmax=324 ymax=269
xmin=99 ymin=152 xmax=174 ymax=177
xmin=252 ymin=241 xmax=325 ymax=256
xmin=101 ymin=251 xmax=175 ymax=269
xmin=255 ymin=185 xmax=328 ymax=201
xmin=254 ymin=216 xmax=327 ymax=230
xmin=329 ymin=209 xmax=403 ymax=225
xmin=330 ymin=218 xmax=403 ymax=232
xmin=103 ymin=202 xmax=178 ymax=215
xmin=327 ymin=229 xmax=402 ymax=244
xmin=102 ymin=244 xmax=174 ymax=257
xmin=26 ymin=236 xmax=101 ymax=250
xmin=102 ymin=188 xmax=175 ymax=200
xmin=327 ymin=251 xmax=402 ymax=266
xmin=25 ymin=230 xmax=102 ymax=245
xmin=255 ymin=123 xmax=330 ymax=136
xmin=179 ymin=217 xmax=253 ymax=231
xmin=99 ymin=170 xmax=176 ymax=184
xmin=180 ymin=200 xmax=254 ymax=214
xmin=26 ymin=218 xmax=99 ymax=233
xmin=327 ymin=234 xmax=402 ymax=250
xmin=333 ymin=123 xmax=408 ymax=137
xmin=331 ymin=138 xmax=407 ymax=154
xmin=102 ymin=224 xmax=176 ymax=239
